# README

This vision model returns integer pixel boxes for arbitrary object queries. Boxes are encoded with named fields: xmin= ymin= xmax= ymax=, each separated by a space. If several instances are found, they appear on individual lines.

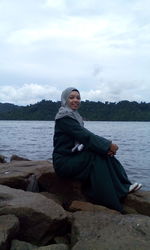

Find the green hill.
xmin=0 ymin=100 xmax=150 ymax=121
xmin=0 ymin=103 xmax=19 ymax=113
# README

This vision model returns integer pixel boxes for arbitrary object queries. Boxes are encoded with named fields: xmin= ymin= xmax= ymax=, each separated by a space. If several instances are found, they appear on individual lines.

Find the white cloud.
xmin=6 ymin=16 xmax=111 ymax=46
xmin=43 ymin=0 xmax=66 ymax=10
xmin=0 ymin=81 xmax=149 ymax=106
xmin=0 ymin=0 xmax=150 ymax=104
xmin=0 ymin=84 xmax=61 ymax=105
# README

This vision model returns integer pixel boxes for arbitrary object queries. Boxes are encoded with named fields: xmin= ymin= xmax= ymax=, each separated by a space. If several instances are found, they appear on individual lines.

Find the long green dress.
xmin=53 ymin=116 xmax=131 ymax=212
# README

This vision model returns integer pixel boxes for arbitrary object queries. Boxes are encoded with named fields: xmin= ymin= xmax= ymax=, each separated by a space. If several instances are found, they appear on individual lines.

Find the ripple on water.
xmin=0 ymin=120 xmax=149 ymax=190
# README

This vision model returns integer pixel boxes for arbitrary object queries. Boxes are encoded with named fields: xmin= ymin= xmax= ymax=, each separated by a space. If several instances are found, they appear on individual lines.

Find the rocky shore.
xmin=0 ymin=154 xmax=150 ymax=250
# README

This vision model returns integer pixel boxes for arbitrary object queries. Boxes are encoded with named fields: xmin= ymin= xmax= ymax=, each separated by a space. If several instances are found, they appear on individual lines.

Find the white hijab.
xmin=55 ymin=87 xmax=84 ymax=127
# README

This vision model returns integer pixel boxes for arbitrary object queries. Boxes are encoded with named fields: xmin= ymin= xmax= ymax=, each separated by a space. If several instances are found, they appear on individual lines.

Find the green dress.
xmin=53 ymin=117 xmax=131 ymax=212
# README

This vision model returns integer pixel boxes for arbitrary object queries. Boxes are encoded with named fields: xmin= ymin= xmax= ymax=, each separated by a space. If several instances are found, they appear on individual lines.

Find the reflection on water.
xmin=0 ymin=120 xmax=150 ymax=190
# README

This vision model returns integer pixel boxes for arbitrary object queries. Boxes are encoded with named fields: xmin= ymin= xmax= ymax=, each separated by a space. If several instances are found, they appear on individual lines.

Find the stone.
xmin=37 ymin=244 xmax=69 ymax=250
xmin=0 ymin=160 xmax=85 ymax=207
xmin=69 ymin=200 xmax=119 ymax=214
xmin=124 ymin=190 xmax=150 ymax=216
xmin=0 ymin=160 xmax=52 ymax=190
xmin=72 ymin=238 xmax=150 ymax=250
xmin=10 ymin=240 xmax=36 ymax=250
xmin=38 ymin=168 xmax=86 ymax=207
xmin=0 ymin=159 xmax=150 ymax=249
xmin=10 ymin=154 xmax=31 ymax=161
xmin=11 ymin=240 xmax=69 ymax=250
xmin=40 ymin=192 xmax=63 ymax=205
xmin=71 ymin=211 xmax=150 ymax=250
xmin=38 ymin=243 xmax=69 ymax=250
xmin=0 ymin=214 xmax=19 ymax=250
xmin=0 ymin=155 xmax=6 ymax=163
xmin=0 ymin=184 xmax=68 ymax=245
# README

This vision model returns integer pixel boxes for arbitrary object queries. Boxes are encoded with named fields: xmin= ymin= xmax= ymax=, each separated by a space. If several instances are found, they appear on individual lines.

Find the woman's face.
xmin=67 ymin=90 xmax=81 ymax=110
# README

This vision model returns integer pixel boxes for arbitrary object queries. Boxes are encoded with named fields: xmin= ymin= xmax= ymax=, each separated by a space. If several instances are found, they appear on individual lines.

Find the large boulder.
xmin=10 ymin=155 xmax=31 ymax=161
xmin=0 ymin=155 xmax=6 ymax=163
xmin=124 ymin=191 xmax=150 ymax=216
xmin=0 ymin=214 xmax=19 ymax=250
xmin=0 ymin=185 xmax=68 ymax=245
xmin=10 ymin=240 xmax=69 ymax=250
xmin=0 ymin=160 xmax=52 ymax=190
xmin=68 ymin=200 xmax=119 ymax=214
xmin=71 ymin=211 xmax=150 ymax=250
xmin=0 ymin=158 xmax=150 ymax=249
xmin=0 ymin=160 xmax=150 ymax=214
xmin=38 ymin=170 xmax=86 ymax=208
xmin=0 ymin=160 xmax=86 ymax=206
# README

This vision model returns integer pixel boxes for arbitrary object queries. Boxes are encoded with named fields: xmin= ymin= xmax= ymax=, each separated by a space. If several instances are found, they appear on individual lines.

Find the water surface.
xmin=0 ymin=120 xmax=149 ymax=190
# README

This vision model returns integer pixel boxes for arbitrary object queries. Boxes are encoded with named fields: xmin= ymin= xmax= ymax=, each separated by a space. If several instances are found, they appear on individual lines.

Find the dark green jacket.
xmin=53 ymin=116 xmax=131 ymax=212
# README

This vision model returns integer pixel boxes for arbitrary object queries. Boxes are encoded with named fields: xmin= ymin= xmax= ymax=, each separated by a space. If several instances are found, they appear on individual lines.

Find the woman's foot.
xmin=129 ymin=183 xmax=142 ymax=193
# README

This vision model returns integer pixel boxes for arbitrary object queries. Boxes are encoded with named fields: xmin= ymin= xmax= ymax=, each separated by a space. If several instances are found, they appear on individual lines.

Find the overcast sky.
xmin=0 ymin=0 xmax=150 ymax=105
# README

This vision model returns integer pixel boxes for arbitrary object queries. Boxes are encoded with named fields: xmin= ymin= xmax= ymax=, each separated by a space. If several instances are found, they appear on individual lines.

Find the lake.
xmin=0 ymin=120 xmax=150 ymax=190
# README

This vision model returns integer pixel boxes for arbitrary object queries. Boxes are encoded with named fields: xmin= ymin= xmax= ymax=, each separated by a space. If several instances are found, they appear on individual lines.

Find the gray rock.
xmin=72 ymin=238 xmax=150 ymax=250
xmin=69 ymin=200 xmax=119 ymax=214
xmin=11 ymin=240 xmax=69 ymax=250
xmin=40 ymin=192 xmax=63 ymax=205
xmin=0 ymin=155 xmax=6 ymax=163
xmin=0 ymin=160 xmax=52 ymax=190
xmin=26 ymin=174 xmax=39 ymax=192
xmin=71 ymin=211 xmax=150 ymax=250
xmin=0 ymin=160 xmax=86 ymax=206
xmin=38 ymin=166 xmax=86 ymax=207
xmin=0 ymin=214 xmax=19 ymax=250
xmin=10 ymin=155 xmax=31 ymax=161
xmin=10 ymin=240 xmax=36 ymax=250
xmin=38 ymin=244 xmax=69 ymax=250
xmin=124 ymin=190 xmax=150 ymax=216
xmin=1 ymin=159 xmax=150 ymax=250
xmin=0 ymin=185 xmax=67 ymax=245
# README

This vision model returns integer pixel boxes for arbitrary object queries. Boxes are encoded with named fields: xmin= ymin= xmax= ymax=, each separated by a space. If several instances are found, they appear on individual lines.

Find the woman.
xmin=52 ymin=87 xmax=142 ymax=212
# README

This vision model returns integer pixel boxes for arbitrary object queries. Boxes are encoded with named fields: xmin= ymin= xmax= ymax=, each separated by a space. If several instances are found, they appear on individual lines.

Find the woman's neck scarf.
xmin=55 ymin=87 xmax=84 ymax=127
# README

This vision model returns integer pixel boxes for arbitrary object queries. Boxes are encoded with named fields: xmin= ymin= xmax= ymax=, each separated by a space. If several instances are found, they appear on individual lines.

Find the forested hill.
xmin=0 ymin=100 xmax=150 ymax=121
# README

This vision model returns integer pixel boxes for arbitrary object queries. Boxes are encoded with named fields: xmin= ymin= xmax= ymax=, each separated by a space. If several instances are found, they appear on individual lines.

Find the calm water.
xmin=0 ymin=120 xmax=150 ymax=190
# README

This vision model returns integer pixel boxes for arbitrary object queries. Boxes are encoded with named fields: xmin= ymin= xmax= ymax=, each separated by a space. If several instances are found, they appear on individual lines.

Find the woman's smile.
xmin=67 ymin=91 xmax=81 ymax=110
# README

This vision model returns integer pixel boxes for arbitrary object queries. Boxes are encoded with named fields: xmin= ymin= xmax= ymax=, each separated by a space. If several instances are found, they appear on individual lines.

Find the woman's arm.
xmin=56 ymin=117 xmax=112 ymax=155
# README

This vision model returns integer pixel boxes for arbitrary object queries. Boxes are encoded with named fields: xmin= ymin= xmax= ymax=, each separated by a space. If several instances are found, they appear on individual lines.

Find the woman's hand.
xmin=107 ymin=143 xmax=119 ymax=156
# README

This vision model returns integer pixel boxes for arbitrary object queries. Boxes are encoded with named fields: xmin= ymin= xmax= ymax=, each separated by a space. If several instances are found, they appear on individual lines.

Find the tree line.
xmin=0 ymin=99 xmax=150 ymax=121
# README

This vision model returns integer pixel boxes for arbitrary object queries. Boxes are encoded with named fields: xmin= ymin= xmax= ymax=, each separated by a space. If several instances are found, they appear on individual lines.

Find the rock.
xmin=0 ymin=214 xmax=19 ymax=250
xmin=37 ymin=244 xmax=69 ymax=250
xmin=26 ymin=174 xmax=39 ymax=192
xmin=0 ymin=160 xmax=52 ymax=190
xmin=0 ymin=184 xmax=68 ymax=245
xmin=71 ymin=211 xmax=150 ymax=250
xmin=69 ymin=200 xmax=119 ymax=214
xmin=0 ymin=159 xmax=150 ymax=249
xmin=124 ymin=190 xmax=150 ymax=216
xmin=54 ymin=235 xmax=70 ymax=245
xmin=11 ymin=240 xmax=69 ymax=250
xmin=0 ymin=155 xmax=6 ymax=163
xmin=40 ymin=192 xmax=63 ymax=205
xmin=72 ymin=238 xmax=149 ymax=250
xmin=10 ymin=154 xmax=30 ymax=161
xmin=10 ymin=240 xmax=36 ymax=250
xmin=38 ymin=167 xmax=86 ymax=208
xmin=0 ymin=160 xmax=85 ymax=206
xmin=123 ymin=205 xmax=138 ymax=214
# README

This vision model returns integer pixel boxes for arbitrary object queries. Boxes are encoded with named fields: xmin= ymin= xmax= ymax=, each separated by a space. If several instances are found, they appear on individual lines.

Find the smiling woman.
xmin=52 ymin=87 xmax=143 ymax=213
xmin=67 ymin=90 xmax=81 ymax=110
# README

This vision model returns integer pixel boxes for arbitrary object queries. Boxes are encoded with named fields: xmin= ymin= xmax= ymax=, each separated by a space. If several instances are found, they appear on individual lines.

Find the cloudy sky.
xmin=0 ymin=0 xmax=150 ymax=105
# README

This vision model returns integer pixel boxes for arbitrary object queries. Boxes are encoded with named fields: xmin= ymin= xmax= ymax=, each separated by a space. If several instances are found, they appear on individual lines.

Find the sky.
xmin=0 ymin=0 xmax=150 ymax=105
